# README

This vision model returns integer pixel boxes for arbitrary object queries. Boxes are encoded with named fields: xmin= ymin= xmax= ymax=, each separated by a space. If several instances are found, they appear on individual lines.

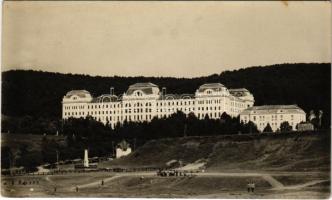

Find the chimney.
xmin=162 ymin=87 xmax=166 ymax=96
xmin=110 ymin=87 xmax=114 ymax=95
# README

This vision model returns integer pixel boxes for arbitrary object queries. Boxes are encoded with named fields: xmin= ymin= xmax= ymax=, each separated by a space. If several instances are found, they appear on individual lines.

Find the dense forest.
xmin=2 ymin=63 xmax=331 ymax=129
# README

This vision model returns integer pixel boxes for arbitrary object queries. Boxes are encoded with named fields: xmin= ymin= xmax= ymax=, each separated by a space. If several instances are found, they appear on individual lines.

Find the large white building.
xmin=62 ymin=82 xmax=254 ymax=128
xmin=239 ymin=105 xmax=306 ymax=132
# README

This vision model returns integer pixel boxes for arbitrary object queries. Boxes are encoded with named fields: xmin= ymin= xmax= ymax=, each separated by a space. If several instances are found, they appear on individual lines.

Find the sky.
xmin=2 ymin=1 xmax=331 ymax=78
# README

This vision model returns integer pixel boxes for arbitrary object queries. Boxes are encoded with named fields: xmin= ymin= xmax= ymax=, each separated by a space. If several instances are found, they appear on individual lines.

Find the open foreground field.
xmin=2 ymin=131 xmax=330 ymax=198
xmin=1 ymin=171 xmax=330 ymax=198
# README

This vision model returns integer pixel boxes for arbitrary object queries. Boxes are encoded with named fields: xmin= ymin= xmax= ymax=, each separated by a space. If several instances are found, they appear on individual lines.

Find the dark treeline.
xmin=3 ymin=111 xmax=261 ymax=171
xmin=2 ymin=63 xmax=331 ymax=128
xmin=61 ymin=112 xmax=259 ymax=160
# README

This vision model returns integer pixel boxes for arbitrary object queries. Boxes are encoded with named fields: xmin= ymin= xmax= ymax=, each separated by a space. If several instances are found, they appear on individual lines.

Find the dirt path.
xmin=271 ymin=179 xmax=328 ymax=190
xmin=195 ymin=172 xmax=284 ymax=189
xmin=45 ymin=176 xmax=55 ymax=184
xmin=70 ymin=175 xmax=122 ymax=190
xmin=261 ymin=174 xmax=284 ymax=188
xmin=71 ymin=172 xmax=157 ymax=191
xmin=47 ymin=171 xmax=326 ymax=193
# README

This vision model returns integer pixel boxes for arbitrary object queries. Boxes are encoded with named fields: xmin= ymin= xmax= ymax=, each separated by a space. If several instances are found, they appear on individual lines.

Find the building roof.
xmin=229 ymin=88 xmax=249 ymax=92
xmin=126 ymin=82 xmax=158 ymax=95
xmin=91 ymin=94 xmax=119 ymax=103
xmin=129 ymin=82 xmax=158 ymax=88
xmin=229 ymin=88 xmax=250 ymax=97
xmin=161 ymin=93 xmax=195 ymax=100
xmin=65 ymin=90 xmax=91 ymax=98
xmin=117 ymin=140 xmax=130 ymax=150
xmin=240 ymin=105 xmax=305 ymax=115
xmin=198 ymin=83 xmax=225 ymax=92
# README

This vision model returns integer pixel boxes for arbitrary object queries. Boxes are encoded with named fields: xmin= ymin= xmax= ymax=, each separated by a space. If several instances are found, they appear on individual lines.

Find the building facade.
xmin=62 ymin=82 xmax=255 ymax=128
xmin=239 ymin=105 xmax=306 ymax=132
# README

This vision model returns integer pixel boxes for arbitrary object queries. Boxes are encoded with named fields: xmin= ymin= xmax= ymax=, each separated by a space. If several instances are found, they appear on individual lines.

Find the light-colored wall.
xmin=62 ymin=85 xmax=254 ymax=128
xmin=116 ymin=148 xmax=132 ymax=158
xmin=240 ymin=112 xmax=306 ymax=132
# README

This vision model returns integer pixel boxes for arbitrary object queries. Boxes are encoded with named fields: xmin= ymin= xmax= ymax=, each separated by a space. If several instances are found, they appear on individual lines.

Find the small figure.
xmin=247 ymin=182 xmax=251 ymax=193
xmin=76 ymin=186 xmax=79 ymax=192
xmin=54 ymin=186 xmax=57 ymax=193
xmin=251 ymin=182 xmax=255 ymax=193
xmin=101 ymin=180 xmax=104 ymax=186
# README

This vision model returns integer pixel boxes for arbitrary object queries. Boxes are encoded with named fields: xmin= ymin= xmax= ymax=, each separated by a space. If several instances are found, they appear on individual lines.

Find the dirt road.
xmin=43 ymin=171 xmax=328 ymax=193
xmin=69 ymin=171 xmax=325 ymax=190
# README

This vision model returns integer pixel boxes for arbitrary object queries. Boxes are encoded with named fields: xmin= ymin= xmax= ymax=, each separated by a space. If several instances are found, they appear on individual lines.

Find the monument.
xmin=74 ymin=149 xmax=97 ymax=169
xmin=83 ymin=149 xmax=89 ymax=167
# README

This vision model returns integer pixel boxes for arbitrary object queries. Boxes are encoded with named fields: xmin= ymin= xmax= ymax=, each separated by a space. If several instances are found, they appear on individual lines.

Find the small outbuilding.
xmin=297 ymin=122 xmax=315 ymax=131
xmin=116 ymin=140 xmax=132 ymax=158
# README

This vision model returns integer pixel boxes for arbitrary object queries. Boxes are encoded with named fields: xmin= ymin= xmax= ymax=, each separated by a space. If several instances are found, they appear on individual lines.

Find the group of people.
xmin=247 ymin=181 xmax=255 ymax=193
xmin=3 ymin=179 xmax=39 ymax=186
xmin=157 ymin=169 xmax=193 ymax=177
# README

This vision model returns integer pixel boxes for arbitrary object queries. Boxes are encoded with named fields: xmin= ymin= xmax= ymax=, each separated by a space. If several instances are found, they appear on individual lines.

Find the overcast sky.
xmin=2 ymin=1 xmax=331 ymax=77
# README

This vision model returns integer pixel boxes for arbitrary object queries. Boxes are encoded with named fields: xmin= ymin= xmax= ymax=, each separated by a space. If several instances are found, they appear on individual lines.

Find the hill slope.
xmin=108 ymin=131 xmax=330 ymax=172
xmin=2 ymin=63 xmax=331 ymax=127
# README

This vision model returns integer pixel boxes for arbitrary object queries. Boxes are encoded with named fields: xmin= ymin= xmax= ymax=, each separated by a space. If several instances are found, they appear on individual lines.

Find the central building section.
xmin=62 ymin=82 xmax=254 ymax=128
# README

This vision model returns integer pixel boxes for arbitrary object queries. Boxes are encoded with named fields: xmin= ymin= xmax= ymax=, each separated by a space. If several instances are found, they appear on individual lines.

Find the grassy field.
xmin=2 ymin=171 xmax=330 ymax=198
xmin=105 ymin=131 xmax=330 ymax=172
xmin=1 ymin=131 xmax=330 ymax=198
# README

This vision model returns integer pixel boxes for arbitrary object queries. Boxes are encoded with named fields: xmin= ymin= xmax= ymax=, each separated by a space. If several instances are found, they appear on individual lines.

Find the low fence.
xmin=3 ymin=167 xmax=165 ymax=177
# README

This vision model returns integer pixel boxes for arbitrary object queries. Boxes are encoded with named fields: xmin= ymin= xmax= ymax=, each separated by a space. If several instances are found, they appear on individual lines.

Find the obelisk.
xmin=83 ymin=149 xmax=89 ymax=167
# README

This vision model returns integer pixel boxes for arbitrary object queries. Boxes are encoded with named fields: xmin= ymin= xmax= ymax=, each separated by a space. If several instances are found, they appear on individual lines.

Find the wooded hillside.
xmin=2 ymin=63 xmax=331 ymax=127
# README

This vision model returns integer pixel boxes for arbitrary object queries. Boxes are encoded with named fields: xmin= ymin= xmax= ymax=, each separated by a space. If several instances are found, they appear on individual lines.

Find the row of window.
xmin=65 ymin=98 xmax=248 ymax=110
xmin=230 ymin=102 xmax=245 ymax=108
xmin=91 ymin=114 xmax=153 ymax=123
xmin=197 ymin=112 xmax=221 ymax=119
xmin=64 ymin=105 xmax=85 ymax=110
xmin=246 ymin=114 xmax=295 ymax=121
xmin=124 ymin=108 xmax=152 ymax=113
xmin=64 ymin=104 xmax=248 ymax=117
xmin=197 ymin=99 xmax=223 ymax=105
xmin=157 ymin=101 xmax=194 ymax=106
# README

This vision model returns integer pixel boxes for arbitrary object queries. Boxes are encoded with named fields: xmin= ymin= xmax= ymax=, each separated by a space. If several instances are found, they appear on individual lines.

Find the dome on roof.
xmin=63 ymin=90 xmax=93 ymax=102
xmin=199 ymin=83 xmax=225 ymax=88
xmin=125 ymin=82 xmax=160 ymax=96
xmin=197 ymin=83 xmax=226 ymax=93
xmin=65 ymin=90 xmax=92 ymax=98
xmin=129 ymin=82 xmax=158 ymax=88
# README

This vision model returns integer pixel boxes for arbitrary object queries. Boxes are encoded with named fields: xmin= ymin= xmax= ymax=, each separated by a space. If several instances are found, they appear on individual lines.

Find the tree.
xmin=263 ymin=123 xmax=273 ymax=133
xmin=240 ymin=121 xmax=259 ymax=134
xmin=280 ymin=121 xmax=292 ymax=132
xmin=1 ymin=146 xmax=12 ymax=169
